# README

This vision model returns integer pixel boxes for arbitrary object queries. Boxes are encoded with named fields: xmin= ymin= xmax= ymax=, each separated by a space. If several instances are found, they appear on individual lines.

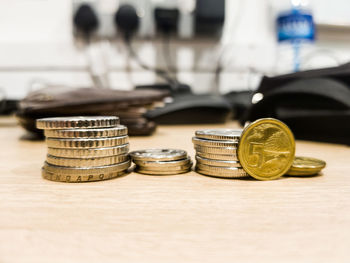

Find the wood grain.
xmin=1 ymin=117 xmax=350 ymax=263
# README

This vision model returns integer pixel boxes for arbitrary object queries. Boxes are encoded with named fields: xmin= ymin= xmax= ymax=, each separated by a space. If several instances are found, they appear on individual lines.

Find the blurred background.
xmin=1 ymin=0 xmax=350 ymax=142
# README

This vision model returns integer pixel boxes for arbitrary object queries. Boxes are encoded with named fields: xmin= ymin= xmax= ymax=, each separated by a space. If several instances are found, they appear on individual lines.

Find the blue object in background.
xmin=276 ymin=5 xmax=315 ymax=72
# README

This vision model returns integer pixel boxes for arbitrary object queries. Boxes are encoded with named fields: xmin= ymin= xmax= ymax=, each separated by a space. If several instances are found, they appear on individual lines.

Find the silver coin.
xmin=192 ymin=137 xmax=239 ymax=148
xmin=43 ymin=159 xmax=131 ymax=175
xmin=46 ymin=136 xmax=128 ymax=148
xmin=44 ymin=125 xmax=127 ymax=138
xmin=36 ymin=116 xmax=119 ymax=129
xmin=194 ymin=145 xmax=237 ymax=155
xmin=130 ymin=149 xmax=187 ymax=162
xmin=133 ymin=156 xmax=192 ymax=168
xmin=135 ymin=160 xmax=193 ymax=171
xmin=46 ymin=154 xmax=129 ymax=167
xmin=195 ymin=129 xmax=242 ymax=141
xmin=135 ymin=166 xmax=192 ymax=175
xmin=195 ymin=163 xmax=248 ymax=178
xmin=195 ymin=155 xmax=241 ymax=167
xmin=196 ymin=151 xmax=238 ymax=161
xmin=47 ymin=144 xmax=129 ymax=158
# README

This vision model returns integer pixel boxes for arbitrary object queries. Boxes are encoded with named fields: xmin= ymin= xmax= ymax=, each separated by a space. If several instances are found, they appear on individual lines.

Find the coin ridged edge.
xmin=46 ymin=154 xmax=130 ymax=167
xmin=43 ymin=160 xmax=131 ymax=175
xmin=44 ymin=125 xmax=128 ymax=138
xmin=133 ymin=156 xmax=191 ymax=167
xmin=47 ymin=144 xmax=130 ymax=158
xmin=46 ymin=136 xmax=129 ymax=149
xmin=196 ymin=151 xmax=238 ymax=161
xmin=195 ymin=129 xmax=241 ymax=141
xmin=36 ymin=116 xmax=120 ymax=129
xmin=194 ymin=145 xmax=237 ymax=155
xmin=195 ymin=155 xmax=241 ymax=167
xmin=192 ymin=137 xmax=239 ymax=147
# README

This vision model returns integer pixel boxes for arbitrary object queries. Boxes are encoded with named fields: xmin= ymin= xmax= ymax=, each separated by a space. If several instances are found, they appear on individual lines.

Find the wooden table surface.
xmin=1 ymin=117 xmax=350 ymax=263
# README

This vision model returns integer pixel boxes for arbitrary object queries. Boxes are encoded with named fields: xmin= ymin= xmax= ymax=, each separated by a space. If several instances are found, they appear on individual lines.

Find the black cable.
xmin=124 ymin=36 xmax=178 ymax=89
xmin=161 ymin=32 xmax=179 ymax=87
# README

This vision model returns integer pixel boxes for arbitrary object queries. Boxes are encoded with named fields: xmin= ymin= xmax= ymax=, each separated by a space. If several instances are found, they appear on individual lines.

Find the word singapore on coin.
xmin=36 ymin=116 xmax=131 ymax=182
xmin=130 ymin=149 xmax=192 ymax=175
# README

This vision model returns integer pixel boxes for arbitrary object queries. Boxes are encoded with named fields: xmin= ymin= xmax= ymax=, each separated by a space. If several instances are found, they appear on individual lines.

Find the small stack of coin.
xmin=130 ymin=149 xmax=192 ymax=175
xmin=36 ymin=116 xmax=131 ymax=183
xmin=192 ymin=129 xmax=249 ymax=178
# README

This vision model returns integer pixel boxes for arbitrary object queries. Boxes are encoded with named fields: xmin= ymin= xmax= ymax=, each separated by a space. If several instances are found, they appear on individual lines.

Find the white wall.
xmin=1 ymin=0 xmax=350 ymax=99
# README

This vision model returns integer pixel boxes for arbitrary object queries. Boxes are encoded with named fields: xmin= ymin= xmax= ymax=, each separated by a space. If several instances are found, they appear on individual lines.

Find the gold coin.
xmin=36 ymin=116 xmax=119 ymax=129
xmin=47 ymin=144 xmax=129 ymax=158
xmin=238 ymin=118 xmax=295 ymax=180
xmin=42 ymin=168 xmax=127 ymax=183
xmin=46 ymin=136 xmax=128 ymax=148
xmin=286 ymin=156 xmax=326 ymax=176
xmin=46 ymin=154 xmax=129 ymax=167
xmin=192 ymin=137 xmax=239 ymax=148
xmin=44 ymin=125 xmax=127 ymax=138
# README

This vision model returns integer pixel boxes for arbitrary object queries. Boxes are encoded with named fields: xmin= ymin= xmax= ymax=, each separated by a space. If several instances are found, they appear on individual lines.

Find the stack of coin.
xmin=192 ymin=129 xmax=249 ymax=178
xmin=36 ymin=116 xmax=131 ymax=183
xmin=130 ymin=149 xmax=192 ymax=175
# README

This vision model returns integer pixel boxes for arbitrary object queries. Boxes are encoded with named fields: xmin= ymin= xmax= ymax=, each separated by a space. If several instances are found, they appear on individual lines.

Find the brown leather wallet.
xmin=17 ymin=86 xmax=169 ymax=136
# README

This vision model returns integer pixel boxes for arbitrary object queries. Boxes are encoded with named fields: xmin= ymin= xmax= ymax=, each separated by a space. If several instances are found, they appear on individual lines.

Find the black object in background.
xmin=73 ymin=4 xmax=99 ymax=39
xmin=242 ymin=63 xmax=350 ymax=145
xmin=195 ymin=0 xmax=225 ymax=36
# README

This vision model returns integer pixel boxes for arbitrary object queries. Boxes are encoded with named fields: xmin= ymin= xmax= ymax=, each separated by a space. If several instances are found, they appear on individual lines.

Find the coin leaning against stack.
xmin=130 ymin=149 xmax=192 ymax=175
xmin=36 ymin=116 xmax=131 ymax=182
xmin=192 ymin=129 xmax=249 ymax=178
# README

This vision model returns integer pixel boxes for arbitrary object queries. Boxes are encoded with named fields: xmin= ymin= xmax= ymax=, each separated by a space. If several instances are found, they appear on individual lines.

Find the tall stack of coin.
xmin=192 ymin=129 xmax=249 ymax=178
xmin=130 ymin=149 xmax=192 ymax=175
xmin=36 ymin=116 xmax=131 ymax=183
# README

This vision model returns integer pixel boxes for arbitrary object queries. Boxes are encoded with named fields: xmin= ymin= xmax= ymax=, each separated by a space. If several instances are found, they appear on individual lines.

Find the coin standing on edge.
xmin=238 ymin=118 xmax=295 ymax=181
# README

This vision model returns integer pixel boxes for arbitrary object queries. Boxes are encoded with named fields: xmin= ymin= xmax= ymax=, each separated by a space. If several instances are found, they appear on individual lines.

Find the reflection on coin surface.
xmin=195 ymin=129 xmax=242 ymax=141
xmin=238 ymin=118 xmax=295 ymax=180
xmin=36 ymin=116 xmax=119 ymax=129
xmin=192 ymin=137 xmax=239 ymax=148
xmin=286 ymin=156 xmax=326 ymax=176
xmin=130 ymin=149 xmax=187 ymax=161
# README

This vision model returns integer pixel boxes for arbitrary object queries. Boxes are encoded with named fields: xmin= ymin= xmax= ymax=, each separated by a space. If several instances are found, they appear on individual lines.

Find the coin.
xmin=195 ymin=129 xmax=242 ymax=141
xmin=42 ymin=168 xmax=127 ymax=183
xmin=44 ymin=125 xmax=127 ymax=138
xmin=134 ymin=166 xmax=192 ymax=175
xmin=43 ymin=160 xmax=131 ymax=175
xmin=130 ymin=149 xmax=187 ymax=162
xmin=192 ymin=137 xmax=239 ymax=148
xmin=36 ymin=116 xmax=119 ymax=129
xmin=238 ymin=118 xmax=295 ymax=180
xmin=194 ymin=145 xmax=237 ymax=155
xmin=195 ymin=163 xmax=248 ymax=178
xmin=47 ymin=144 xmax=129 ymax=158
xmin=46 ymin=154 xmax=129 ymax=167
xmin=46 ymin=136 xmax=128 ymax=148
xmin=195 ymin=155 xmax=241 ymax=167
xmin=133 ymin=156 xmax=191 ymax=168
xmin=135 ymin=161 xmax=193 ymax=171
xmin=196 ymin=151 xmax=238 ymax=161
xmin=286 ymin=156 xmax=326 ymax=176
